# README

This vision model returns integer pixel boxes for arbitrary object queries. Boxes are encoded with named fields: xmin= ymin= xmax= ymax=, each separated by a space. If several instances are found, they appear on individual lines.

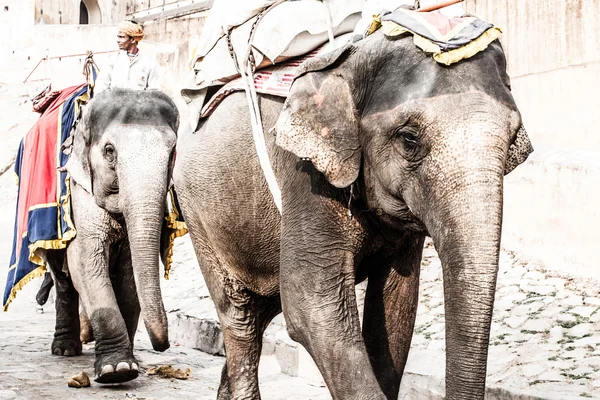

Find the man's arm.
xmin=147 ymin=61 xmax=162 ymax=90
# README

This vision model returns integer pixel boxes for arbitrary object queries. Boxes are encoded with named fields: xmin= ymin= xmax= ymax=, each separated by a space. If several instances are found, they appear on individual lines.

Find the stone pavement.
xmin=164 ymin=234 xmax=600 ymax=400
xmin=0 ymin=280 xmax=330 ymax=400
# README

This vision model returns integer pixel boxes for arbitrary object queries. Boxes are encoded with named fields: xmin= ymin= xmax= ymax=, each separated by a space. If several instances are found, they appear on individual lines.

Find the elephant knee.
xmin=283 ymin=310 xmax=309 ymax=346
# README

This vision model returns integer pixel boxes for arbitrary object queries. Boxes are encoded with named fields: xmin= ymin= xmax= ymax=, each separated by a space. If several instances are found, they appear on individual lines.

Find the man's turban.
xmin=119 ymin=21 xmax=144 ymax=42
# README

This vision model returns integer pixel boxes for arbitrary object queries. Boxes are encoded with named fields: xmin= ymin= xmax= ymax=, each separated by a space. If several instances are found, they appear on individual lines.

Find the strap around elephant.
xmin=226 ymin=4 xmax=283 ymax=214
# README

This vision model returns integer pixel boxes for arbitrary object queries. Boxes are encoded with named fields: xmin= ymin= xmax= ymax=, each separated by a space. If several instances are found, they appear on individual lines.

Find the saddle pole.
xmin=417 ymin=0 xmax=465 ymax=13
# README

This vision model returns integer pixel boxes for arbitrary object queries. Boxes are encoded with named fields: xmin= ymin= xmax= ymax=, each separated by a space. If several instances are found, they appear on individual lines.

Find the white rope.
xmin=239 ymin=62 xmax=282 ymax=214
xmin=229 ymin=0 xmax=338 ymax=214
xmin=323 ymin=0 xmax=336 ymax=45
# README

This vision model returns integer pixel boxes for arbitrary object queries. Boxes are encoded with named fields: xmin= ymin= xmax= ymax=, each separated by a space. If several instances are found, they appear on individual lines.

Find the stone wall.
xmin=141 ymin=12 xmax=208 ymax=89
xmin=0 ymin=0 xmax=131 ymax=82
xmin=465 ymin=0 xmax=600 ymax=279
xmin=32 ymin=0 xmax=133 ymax=25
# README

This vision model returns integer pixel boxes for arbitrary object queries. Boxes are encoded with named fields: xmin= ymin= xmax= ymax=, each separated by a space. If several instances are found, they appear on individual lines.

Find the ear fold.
xmin=276 ymin=45 xmax=361 ymax=189
xmin=65 ymin=106 xmax=93 ymax=193
xmin=505 ymin=124 xmax=533 ymax=175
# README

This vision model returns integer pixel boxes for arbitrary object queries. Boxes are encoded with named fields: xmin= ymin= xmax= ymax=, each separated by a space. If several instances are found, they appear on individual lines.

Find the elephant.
xmin=45 ymin=88 xmax=179 ymax=383
xmin=173 ymin=29 xmax=532 ymax=399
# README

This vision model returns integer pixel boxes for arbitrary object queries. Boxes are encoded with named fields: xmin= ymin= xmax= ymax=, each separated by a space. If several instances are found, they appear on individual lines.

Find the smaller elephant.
xmin=45 ymin=88 xmax=180 ymax=383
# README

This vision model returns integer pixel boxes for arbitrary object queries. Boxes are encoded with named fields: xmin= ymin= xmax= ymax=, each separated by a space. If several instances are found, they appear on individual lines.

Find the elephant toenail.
xmin=64 ymin=349 xmax=76 ymax=356
xmin=53 ymin=348 xmax=62 ymax=356
xmin=131 ymin=363 xmax=139 ymax=371
xmin=116 ymin=362 xmax=130 ymax=372
xmin=101 ymin=365 xmax=115 ymax=375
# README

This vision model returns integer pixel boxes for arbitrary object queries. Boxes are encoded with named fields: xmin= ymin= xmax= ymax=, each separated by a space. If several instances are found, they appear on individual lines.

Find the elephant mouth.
xmin=96 ymin=192 xmax=121 ymax=215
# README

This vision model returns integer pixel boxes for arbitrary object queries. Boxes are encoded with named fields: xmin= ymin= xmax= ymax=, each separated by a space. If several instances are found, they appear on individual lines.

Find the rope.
xmin=224 ymin=0 xmax=341 ymax=214
xmin=82 ymin=52 xmax=99 ymax=83
xmin=226 ymin=1 xmax=285 ymax=214
xmin=322 ymin=0 xmax=336 ymax=46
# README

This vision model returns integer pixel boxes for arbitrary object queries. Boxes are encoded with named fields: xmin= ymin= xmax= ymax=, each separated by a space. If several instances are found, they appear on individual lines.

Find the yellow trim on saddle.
xmin=431 ymin=27 xmax=502 ymax=66
xmin=367 ymin=14 xmax=383 ymax=36
xmin=28 ymin=202 xmax=59 ymax=211
xmin=3 ymin=90 xmax=89 ymax=311
xmin=373 ymin=15 xmax=502 ymax=66
xmin=3 ymin=266 xmax=46 ymax=311
xmin=162 ymin=190 xmax=188 ymax=280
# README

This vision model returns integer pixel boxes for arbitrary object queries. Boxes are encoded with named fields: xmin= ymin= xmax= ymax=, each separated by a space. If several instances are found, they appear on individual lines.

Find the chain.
xmin=225 ymin=29 xmax=241 ymax=74
xmin=225 ymin=0 xmax=285 ymax=76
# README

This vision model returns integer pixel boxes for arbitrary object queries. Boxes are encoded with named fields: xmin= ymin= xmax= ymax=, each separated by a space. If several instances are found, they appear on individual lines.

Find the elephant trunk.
xmin=119 ymin=148 xmax=171 ymax=352
xmin=423 ymin=151 xmax=505 ymax=399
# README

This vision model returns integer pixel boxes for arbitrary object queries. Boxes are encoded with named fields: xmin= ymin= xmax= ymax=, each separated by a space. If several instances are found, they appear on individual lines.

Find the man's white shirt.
xmin=95 ymin=50 xmax=161 ymax=93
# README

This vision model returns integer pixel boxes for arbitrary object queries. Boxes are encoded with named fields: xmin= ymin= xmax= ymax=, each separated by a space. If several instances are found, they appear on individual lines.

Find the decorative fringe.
xmin=163 ymin=218 xmax=188 ymax=280
xmin=379 ymin=16 xmax=503 ymax=66
xmin=4 ymin=176 xmax=77 ymax=311
xmin=3 ymin=266 xmax=46 ymax=311
xmin=163 ymin=190 xmax=188 ymax=280
xmin=432 ymin=27 xmax=502 ymax=65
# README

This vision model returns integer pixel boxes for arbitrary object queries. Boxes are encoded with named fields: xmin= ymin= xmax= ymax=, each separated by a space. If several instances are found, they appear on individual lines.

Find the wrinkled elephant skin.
xmin=47 ymin=89 xmax=179 ymax=383
xmin=174 ymin=31 xmax=532 ymax=400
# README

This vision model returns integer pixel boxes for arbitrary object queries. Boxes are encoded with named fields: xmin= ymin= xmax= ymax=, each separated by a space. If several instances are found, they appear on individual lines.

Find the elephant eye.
xmin=104 ymin=143 xmax=116 ymax=163
xmin=401 ymin=132 xmax=419 ymax=147
xmin=391 ymin=125 xmax=426 ymax=162
xmin=395 ymin=129 xmax=420 ymax=152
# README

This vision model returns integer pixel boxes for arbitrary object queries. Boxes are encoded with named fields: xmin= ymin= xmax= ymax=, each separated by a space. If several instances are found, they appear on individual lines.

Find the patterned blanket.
xmin=3 ymin=84 xmax=88 ymax=310
xmin=375 ymin=8 xmax=502 ymax=65
xmin=200 ymin=50 xmax=320 ymax=119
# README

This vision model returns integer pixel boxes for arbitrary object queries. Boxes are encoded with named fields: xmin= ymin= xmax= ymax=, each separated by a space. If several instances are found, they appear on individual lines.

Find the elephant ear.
xmin=276 ymin=44 xmax=361 ymax=189
xmin=65 ymin=106 xmax=93 ymax=193
xmin=505 ymin=124 xmax=534 ymax=175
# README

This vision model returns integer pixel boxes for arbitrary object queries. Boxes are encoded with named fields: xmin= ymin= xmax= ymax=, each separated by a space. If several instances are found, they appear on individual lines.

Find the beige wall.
xmin=0 ymin=0 xmax=135 ymax=82
xmin=132 ymin=0 xmax=182 ymax=12
xmin=465 ymin=0 xmax=600 ymax=278
xmin=33 ymin=0 xmax=133 ymax=24
xmin=466 ymin=0 xmax=600 ymax=151
xmin=0 ymin=0 xmax=205 ymax=122
xmin=142 ymin=12 xmax=208 ymax=86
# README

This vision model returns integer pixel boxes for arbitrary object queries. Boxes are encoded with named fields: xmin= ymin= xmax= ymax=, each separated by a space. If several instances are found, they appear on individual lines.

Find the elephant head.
xmin=66 ymin=88 xmax=179 ymax=351
xmin=277 ymin=31 xmax=532 ymax=398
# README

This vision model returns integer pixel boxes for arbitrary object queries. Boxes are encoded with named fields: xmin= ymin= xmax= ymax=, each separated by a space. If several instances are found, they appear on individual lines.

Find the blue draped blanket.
xmin=3 ymin=84 xmax=89 ymax=310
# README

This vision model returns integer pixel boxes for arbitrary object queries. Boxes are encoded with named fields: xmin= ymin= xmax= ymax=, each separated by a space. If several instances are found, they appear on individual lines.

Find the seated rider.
xmin=95 ymin=20 xmax=161 ymax=93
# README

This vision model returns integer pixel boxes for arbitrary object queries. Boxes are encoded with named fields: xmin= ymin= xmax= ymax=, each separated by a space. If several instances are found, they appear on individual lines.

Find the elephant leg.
xmin=189 ymin=230 xmax=280 ymax=399
xmin=217 ymin=295 xmax=282 ymax=400
xmin=280 ymin=234 xmax=384 ymax=398
xmin=278 ymin=168 xmax=387 ymax=399
xmin=46 ymin=249 xmax=82 ymax=357
xmin=110 ymin=241 xmax=141 ymax=347
xmin=362 ymin=235 xmax=424 ymax=399
xmin=67 ymin=185 xmax=137 ymax=384
xmin=280 ymin=256 xmax=385 ymax=399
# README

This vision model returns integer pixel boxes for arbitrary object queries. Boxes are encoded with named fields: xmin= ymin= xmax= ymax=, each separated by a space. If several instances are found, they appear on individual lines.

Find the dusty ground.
xmin=0 ymin=284 xmax=330 ymax=400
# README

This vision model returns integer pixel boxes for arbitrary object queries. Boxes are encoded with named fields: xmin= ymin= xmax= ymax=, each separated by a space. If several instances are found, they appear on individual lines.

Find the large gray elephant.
xmin=174 ymin=29 xmax=532 ymax=399
xmin=46 ymin=88 xmax=179 ymax=383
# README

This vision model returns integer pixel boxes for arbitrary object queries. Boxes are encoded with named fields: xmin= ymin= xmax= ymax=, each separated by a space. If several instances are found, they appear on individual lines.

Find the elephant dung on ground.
xmin=174 ymin=28 xmax=532 ymax=400
xmin=46 ymin=88 xmax=180 ymax=383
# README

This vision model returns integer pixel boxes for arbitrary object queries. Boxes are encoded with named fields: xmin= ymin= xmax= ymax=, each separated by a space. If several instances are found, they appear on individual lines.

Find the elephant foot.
xmin=52 ymin=337 xmax=82 ymax=356
xmin=94 ymin=352 xmax=139 ymax=384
